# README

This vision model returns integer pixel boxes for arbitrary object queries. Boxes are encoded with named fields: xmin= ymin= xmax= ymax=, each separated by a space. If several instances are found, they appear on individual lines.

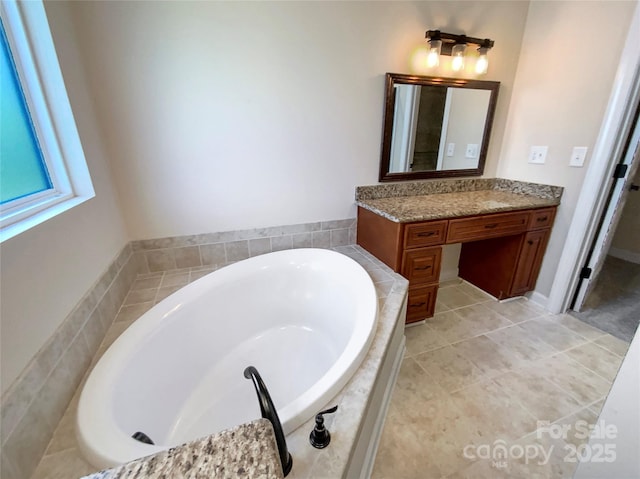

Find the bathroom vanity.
xmin=356 ymin=178 xmax=562 ymax=324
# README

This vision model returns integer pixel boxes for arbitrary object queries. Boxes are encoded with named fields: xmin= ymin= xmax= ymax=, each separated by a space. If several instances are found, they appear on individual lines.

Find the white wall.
xmin=69 ymin=1 xmax=530 ymax=240
xmin=0 ymin=2 xmax=128 ymax=392
xmin=496 ymin=0 xmax=636 ymax=299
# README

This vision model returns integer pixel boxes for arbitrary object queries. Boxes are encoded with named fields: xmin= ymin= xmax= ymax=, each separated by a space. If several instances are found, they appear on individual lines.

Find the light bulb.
xmin=426 ymin=39 xmax=441 ymax=68
xmin=475 ymin=47 xmax=489 ymax=74
xmin=451 ymin=43 xmax=466 ymax=71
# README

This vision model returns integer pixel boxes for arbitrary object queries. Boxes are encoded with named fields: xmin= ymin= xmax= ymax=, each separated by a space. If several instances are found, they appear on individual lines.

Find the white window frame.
xmin=0 ymin=0 xmax=94 ymax=242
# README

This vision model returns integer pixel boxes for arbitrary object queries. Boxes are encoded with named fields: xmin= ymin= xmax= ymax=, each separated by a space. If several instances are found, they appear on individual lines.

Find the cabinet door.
xmin=510 ymin=229 xmax=550 ymax=296
xmin=406 ymin=284 xmax=438 ymax=323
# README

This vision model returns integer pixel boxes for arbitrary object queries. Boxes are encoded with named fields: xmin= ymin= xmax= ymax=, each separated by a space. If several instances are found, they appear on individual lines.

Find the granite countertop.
xmin=355 ymin=178 xmax=563 ymax=223
xmin=82 ymin=419 xmax=283 ymax=479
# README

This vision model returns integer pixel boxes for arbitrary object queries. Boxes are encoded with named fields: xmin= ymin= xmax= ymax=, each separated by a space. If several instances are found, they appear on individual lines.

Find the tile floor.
xmin=371 ymin=280 xmax=630 ymax=479
xmin=29 ymin=267 xmax=630 ymax=479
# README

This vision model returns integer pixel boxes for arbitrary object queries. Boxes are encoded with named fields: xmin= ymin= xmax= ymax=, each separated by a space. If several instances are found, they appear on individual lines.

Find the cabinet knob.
xmin=527 ymin=240 xmax=534 ymax=245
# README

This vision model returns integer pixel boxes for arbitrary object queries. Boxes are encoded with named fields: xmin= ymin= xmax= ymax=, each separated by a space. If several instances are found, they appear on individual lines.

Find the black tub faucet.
xmin=244 ymin=366 xmax=293 ymax=476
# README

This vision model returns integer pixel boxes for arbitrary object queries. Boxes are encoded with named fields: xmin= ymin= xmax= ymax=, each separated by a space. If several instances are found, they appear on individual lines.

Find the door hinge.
xmin=580 ymin=266 xmax=592 ymax=279
xmin=613 ymin=163 xmax=628 ymax=179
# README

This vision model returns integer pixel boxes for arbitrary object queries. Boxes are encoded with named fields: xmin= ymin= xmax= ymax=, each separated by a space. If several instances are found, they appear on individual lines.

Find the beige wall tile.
xmin=31 ymin=448 xmax=97 ymax=479
xmin=174 ymin=246 xmax=201 ymax=269
xmin=200 ymin=243 xmax=225 ymax=266
xmin=292 ymin=232 xmax=313 ymax=248
xmin=330 ymin=229 xmax=350 ymax=247
xmin=312 ymin=231 xmax=330 ymax=248
xmin=271 ymin=235 xmax=292 ymax=252
xmin=225 ymin=240 xmax=250 ymax=261
xmin=146 ymin=249 xmax=176 ymax=272
xmin=2 ymin=395 xmax=55 ymax=479
xmin=249 ymin=238 xmax=271 ymax=257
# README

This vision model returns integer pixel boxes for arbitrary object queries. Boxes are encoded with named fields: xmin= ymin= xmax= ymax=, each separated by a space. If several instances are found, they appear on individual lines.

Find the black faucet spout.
xmin=244 ymin=366 xmax=293 ymax=476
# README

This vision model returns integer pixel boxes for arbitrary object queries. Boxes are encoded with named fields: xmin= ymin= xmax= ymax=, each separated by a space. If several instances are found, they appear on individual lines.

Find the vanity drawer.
xmin=401 ymin=246 xmax=441 ymax=284
xmin=404 ymin=220 xmax=448 ymax=249
xmin=406 ymin=284 xmax=438 ymax=323
xmin=528 ymin=207 xmax=556 ymax=230
xmin=446 ymin=211 xmax=530 ymax=243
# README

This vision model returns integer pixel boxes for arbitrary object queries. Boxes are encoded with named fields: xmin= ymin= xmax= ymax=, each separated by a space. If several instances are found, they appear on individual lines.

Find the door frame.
xmin=547 ymin=4 xmax=640 ymax=314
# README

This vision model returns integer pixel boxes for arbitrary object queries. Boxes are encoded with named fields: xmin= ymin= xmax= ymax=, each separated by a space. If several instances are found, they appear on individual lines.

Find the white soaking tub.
xmin=76 ymin=248 xmax=378 ymax=469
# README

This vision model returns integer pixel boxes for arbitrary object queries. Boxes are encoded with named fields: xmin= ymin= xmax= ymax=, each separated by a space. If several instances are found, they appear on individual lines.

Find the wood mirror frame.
xmin=378 ymin=73 xmax=500 ymax=182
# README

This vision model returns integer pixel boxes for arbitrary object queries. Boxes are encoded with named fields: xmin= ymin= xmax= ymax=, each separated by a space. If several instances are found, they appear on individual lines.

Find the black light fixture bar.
xmin=426 ymin=30 xmax=494 ymax=56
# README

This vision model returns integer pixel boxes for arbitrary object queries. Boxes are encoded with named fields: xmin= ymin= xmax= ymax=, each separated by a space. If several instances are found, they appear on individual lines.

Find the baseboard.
xmin=439 ymin=267 xmax=459 ymax=283
xmin=527 ymin=290 xmax=551 ymax=311
xmin=608 ymin=247 xmax=640 ymax=264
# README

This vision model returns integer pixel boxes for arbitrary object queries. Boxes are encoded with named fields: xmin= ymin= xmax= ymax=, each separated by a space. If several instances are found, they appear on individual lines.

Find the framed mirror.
xmin=379 ymin=73 xmax=500 ymax=182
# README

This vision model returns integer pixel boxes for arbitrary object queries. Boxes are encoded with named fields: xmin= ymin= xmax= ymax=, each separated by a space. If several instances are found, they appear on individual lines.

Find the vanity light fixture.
xmin=425 ymin=30 xmax=494 ymax=74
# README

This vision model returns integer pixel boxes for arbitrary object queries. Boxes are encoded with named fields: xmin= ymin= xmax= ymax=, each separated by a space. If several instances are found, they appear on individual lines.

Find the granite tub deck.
xmin=83 ymin=419 xmax=283 ymax=479
xmin=356 ymin=178 xmax=563 ymax=222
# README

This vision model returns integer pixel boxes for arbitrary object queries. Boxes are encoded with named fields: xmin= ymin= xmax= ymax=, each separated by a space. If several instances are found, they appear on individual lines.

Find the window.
xmin=0 ymin=0 xmax=94 ymax=242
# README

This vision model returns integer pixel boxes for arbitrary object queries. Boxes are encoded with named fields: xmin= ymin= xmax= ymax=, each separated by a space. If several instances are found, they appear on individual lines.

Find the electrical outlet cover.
xmin=529 ymin=146 xmax=548 ymax=164
xmin=465 ymin=144 xmax=479 ymax=159
xmin=570 ymin=146 xmax=588 ymax=167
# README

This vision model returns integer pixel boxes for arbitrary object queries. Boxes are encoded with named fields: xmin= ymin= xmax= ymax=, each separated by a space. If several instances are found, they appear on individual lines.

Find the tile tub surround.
xmin=82 ymin=419 xmax=284 ymax=479
xmin=355 ymin=178 xmax=564 ymax=202
xmin=371 ymin=280 xmax=631 ymax=479
xmin=132 ymin=219 xmax=357 ymax=273
xmin=1 ymin=245 xmax=141 ymax=479
xmin=355 ymin=179 xmax=563 ymax=224
xmin=29 ymin=245 xmax=409 ymax=479
xmin=2 ymin=217 xmax=357 ymax=479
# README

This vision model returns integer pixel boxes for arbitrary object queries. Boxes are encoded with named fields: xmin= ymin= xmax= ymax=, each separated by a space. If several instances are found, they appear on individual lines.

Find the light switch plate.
xmin=570 ymin=146 xmax=588 ymax=167
xmin=446 ymin=143 xmax=455 ymax=157
xmin=529 ymin=146 xmax=548 ymax=164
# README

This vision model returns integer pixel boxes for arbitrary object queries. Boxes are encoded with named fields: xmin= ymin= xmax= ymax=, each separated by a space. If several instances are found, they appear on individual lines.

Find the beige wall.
xmin=0 ymin=2 xmax=128 ymax=392
xmin=69 ymin=0 xmax=529 ymax=240
xmin=496 ymin=0 xmax=636 ymax=299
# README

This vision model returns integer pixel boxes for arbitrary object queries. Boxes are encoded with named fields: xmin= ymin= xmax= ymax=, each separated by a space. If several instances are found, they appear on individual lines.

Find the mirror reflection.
xmin=379 ymin=74 xmax=500 ymax=182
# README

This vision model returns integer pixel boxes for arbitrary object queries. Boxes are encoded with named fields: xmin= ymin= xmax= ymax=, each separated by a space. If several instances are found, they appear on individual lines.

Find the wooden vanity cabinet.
xmin=357 ymin=205 xmax=557 ymax=324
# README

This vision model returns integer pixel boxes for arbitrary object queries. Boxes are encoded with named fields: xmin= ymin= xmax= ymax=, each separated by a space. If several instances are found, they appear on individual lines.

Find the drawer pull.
xmin=410 ymin=302 xmax=426 ymax=308
xmin=416 ymin=231 xmax=436 ymax=237
xmin=415 ymin=265 xmax=432 ymax=271
xmin=484 ymin=223 xmax=498 ymax=229
xmin=536 ymin=216 xmax=548 ymax=222
xmin=527 ymin=240 xmax=534 ymax=245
